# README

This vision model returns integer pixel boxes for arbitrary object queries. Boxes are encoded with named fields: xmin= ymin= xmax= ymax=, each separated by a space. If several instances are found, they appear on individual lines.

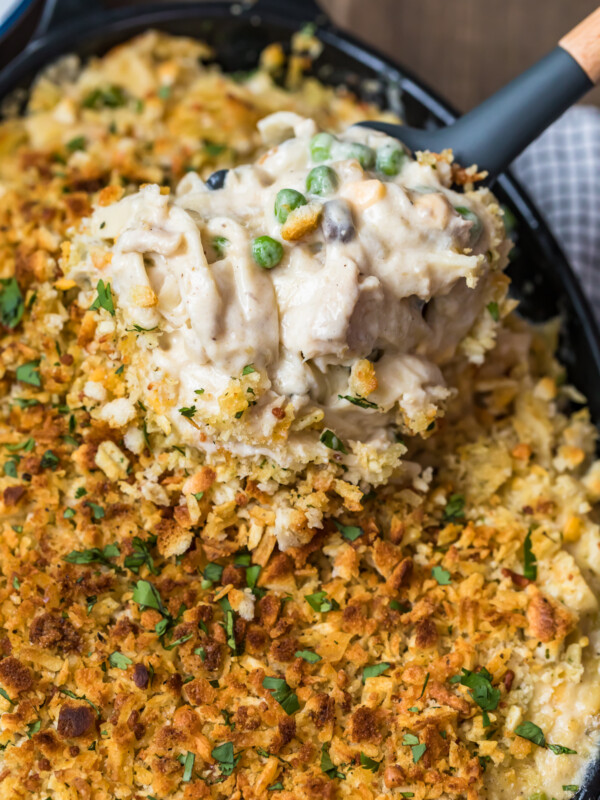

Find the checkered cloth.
xmin=513 ymin=105 xmax=600 ymax=323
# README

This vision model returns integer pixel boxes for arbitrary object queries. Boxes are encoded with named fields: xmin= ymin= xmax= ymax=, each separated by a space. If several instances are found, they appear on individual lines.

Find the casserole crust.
xmin=0 ymin=30 xmax=597 ymax=800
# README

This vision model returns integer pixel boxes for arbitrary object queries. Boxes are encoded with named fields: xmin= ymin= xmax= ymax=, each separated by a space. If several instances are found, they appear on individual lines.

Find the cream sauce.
xmin=68 ymin=114 xmax=509 ymax=478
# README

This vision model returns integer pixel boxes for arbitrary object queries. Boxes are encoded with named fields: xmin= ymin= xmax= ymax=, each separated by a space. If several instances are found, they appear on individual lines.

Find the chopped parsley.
xmin=449 ymin=667 xmax=500 ymax=716
xmin=305 ymin=590 xmax=339 ymax=613
xmin=242 ymin=364 xmax=256 ymax=375
xmin=16 ymin=360 xmax=41 ymax=387
xmin=268 ymin=782 xmax=284 ymax=791
xmin=514 ymin=721 xmax=575 ymax=756
xmin=487 ymin=301 xmax=500 ymax=321
xmin=221 ymin=709 xmax=235 ymax=730
xmin=12 ymin=576 xmax=20 ymax=590
xmin=64 ymin=543 xmax=120 ymax=567
xmin=523 ymin=528 xmax=537 ymax=580
xmin=402 ymin=733 xmax=426 ymax=763
xmin=108 ymin=652 xmax=133 ymax=670
xmin=132 ymin=579 xmax=166 ymax=614
xmin=4 ymin=459 xmax=18 ymax=478
xmin=320 ymin=742 xmax=345 ymax=779
xmin=547 ymin=744 xmax=577 ymax=755
xmin=5 ymin=437 xmax=34 ymax=452
xmin=124 ymin=536 xmax=158 ymax=575
xmin=204 ymin=140 xmax=226 ymax=156
xmin=338 ymin=394 xmax=378 ymax=409
xmin=262 ymin=676 xmax=300 ymax=715
xmin=181 ymin=751 xmax=194 ymax=782
xmin=12 ymin=397 xmax=39 ymax=408
xmin=82 ymin=85 xmax=127 ymax=109
xmin=89 ymin=279 xmax=115 ymax=316
xmin=359 ymin=753 xmax=380 ymax=772
xmin=59 ymin=687 xmax=100 ymax=716
xmin=443 ymin=493 xmax=465 ymax=522
xmin=164 ymin=634 xmax=193 ymax=651
xmin=66 ymin=136 xmax=86 ymax=152
xmin=86 ymin=596 xmax=97 ymax=615
xmin=363 ymin=662 xmax=390 ymax=683
xmin=246 ymin=564 xmax=261 ymax=590
xmin=334 ymin=520 xmax=363 ymax=542
xmin=418 ymin=672 xmax=430 ymax=698
xmin=202 ymin=562 xmax=223 ymax=587
xmin=179 ymin=405 xmax=196 ymax=419
xmin=26 ymin=720 xmax=41 ymax=738
xmin=85 ymin=501 xmax=105 ymax=521
xmin=63 ymin=507 xmax=75 ymax=519
xmin=294 ymin=649 xmax=321 ymax=663
xmin=0 ymin=687 xmax=13 ymax=704
xmin=0 ymin=278 xmax=24 ymax=328
xmin=40 ymin=450 xmax=59 ymax=471
xmin=211 ymin=741 xmax=240 ymax=776
xmin=319 ymin=429 xmax=347 ymax=454
xmin=431 ymin=565 xmax=451 ymax=585
xmin=128 ymin=324 xmax=158 ymax=332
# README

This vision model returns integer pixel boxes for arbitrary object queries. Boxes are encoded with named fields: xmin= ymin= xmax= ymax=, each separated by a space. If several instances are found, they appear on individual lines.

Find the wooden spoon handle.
xmin=559 ymin=6 xmax=600 ymax=84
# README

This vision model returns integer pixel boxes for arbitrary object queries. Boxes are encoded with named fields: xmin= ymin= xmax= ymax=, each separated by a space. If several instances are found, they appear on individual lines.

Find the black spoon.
xmin=359 ymin=7 xmax=600 ymax=181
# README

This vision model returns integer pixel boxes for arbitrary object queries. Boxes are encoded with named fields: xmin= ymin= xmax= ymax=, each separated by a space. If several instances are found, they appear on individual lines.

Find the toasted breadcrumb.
xmin=0 ymin=29 xmax=597 ymax=800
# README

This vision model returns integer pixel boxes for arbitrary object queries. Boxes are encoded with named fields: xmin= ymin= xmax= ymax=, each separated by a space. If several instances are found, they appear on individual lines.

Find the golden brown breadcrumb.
xmin=0 ymin=29 xmax=597 ymax=800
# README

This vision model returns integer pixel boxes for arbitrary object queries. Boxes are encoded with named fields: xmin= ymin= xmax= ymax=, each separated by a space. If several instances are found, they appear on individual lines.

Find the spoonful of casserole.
xmin=65 ymin=112 xmax=510 ymax=483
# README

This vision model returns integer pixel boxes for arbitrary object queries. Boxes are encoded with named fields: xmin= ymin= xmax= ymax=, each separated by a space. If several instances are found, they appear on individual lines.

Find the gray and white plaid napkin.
xmin=513 ymin=105 xmax=600 ymax=323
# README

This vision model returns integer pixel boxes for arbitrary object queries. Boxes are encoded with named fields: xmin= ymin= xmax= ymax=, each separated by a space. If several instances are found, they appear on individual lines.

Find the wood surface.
xmin=560 ymin=5 xmax=600 ymax=83
xmin=322 ymin=0 xmax=600 ymax=110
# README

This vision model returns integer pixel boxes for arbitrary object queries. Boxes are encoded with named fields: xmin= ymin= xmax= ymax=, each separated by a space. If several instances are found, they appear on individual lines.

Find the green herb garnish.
xmin=305 ymin=590 xmax=339 ymax=613
xmin=523 ymin=528 xmax=537 ymax=580
xmin=319 ymin=429 xmax=347 ymax=454
xmin=89 ymin=279 xmax=115 ymax=316
xmin=64 ymin=543 xmax=120 ymax=567
xmin=294 ymin=649 xmax=321 ymax=663
xmin=16 ymin=360 xmax=41 ymax=387
xmin=363 ymin=663 xmax=390 ymax=683
xmin=338 ymin=394 xmax=378 ymax=409
xmin=108 ymin=652 xmax=133 ymax=670
xmin=0 ymin=278 xmax=24 ymax=328
xmin=431 ymin=565 xmax=451 ymax=585
xmin=334 ymin=520 xmax=363 ymax=542
xmin=262 ymin=676 xmax=300 ymax=715
xmin=443 ymin=493 xmax=465 ymax=521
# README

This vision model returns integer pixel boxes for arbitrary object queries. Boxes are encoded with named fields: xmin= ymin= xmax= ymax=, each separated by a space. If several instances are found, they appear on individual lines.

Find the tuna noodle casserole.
xmin=0 ymin=28 xmax=598 ymax=800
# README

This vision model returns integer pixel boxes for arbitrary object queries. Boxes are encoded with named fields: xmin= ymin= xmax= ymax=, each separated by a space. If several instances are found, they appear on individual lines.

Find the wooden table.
xmin=323 ymin=0 xmax=600 ymax=110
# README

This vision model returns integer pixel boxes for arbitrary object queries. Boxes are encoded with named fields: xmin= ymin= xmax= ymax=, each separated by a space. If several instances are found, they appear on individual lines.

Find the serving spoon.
xmin=358 ymin=6 xmax=600 ymax=181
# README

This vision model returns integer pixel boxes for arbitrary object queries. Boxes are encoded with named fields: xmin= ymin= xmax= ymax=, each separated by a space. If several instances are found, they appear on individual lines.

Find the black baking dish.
xmin=0 ymin=1 xmax=599 ymax=796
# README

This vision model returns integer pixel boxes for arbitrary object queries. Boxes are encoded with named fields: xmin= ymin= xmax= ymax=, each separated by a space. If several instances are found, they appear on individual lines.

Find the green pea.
xmin=252 ymin=236 xmax=284 ymax=269
xmin=455 ymin=206 xmax=483 ymax=245
xmin=306 ymin=166 xmax=338 ymax=196
xmin=212 ymin=236 xmax=229 ymax=259
xmin=338 ymin=141 xmax=376 ymax=169
xmin=500 ymin=203 xmax=517 ymax=237
xmin=376 ymin=143 xmax=407 ymax=176
xmin=274 ymin=188 xmax=307 ymax=224
xmin=310 ymin=132 xmax=335 ymax=162
xmin=527 ymin=794 xmax=547 ymax=800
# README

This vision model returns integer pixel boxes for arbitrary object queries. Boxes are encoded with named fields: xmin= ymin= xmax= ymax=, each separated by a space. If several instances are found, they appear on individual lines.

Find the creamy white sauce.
xmin=68 ymin=113 xmax=509 ymax=478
